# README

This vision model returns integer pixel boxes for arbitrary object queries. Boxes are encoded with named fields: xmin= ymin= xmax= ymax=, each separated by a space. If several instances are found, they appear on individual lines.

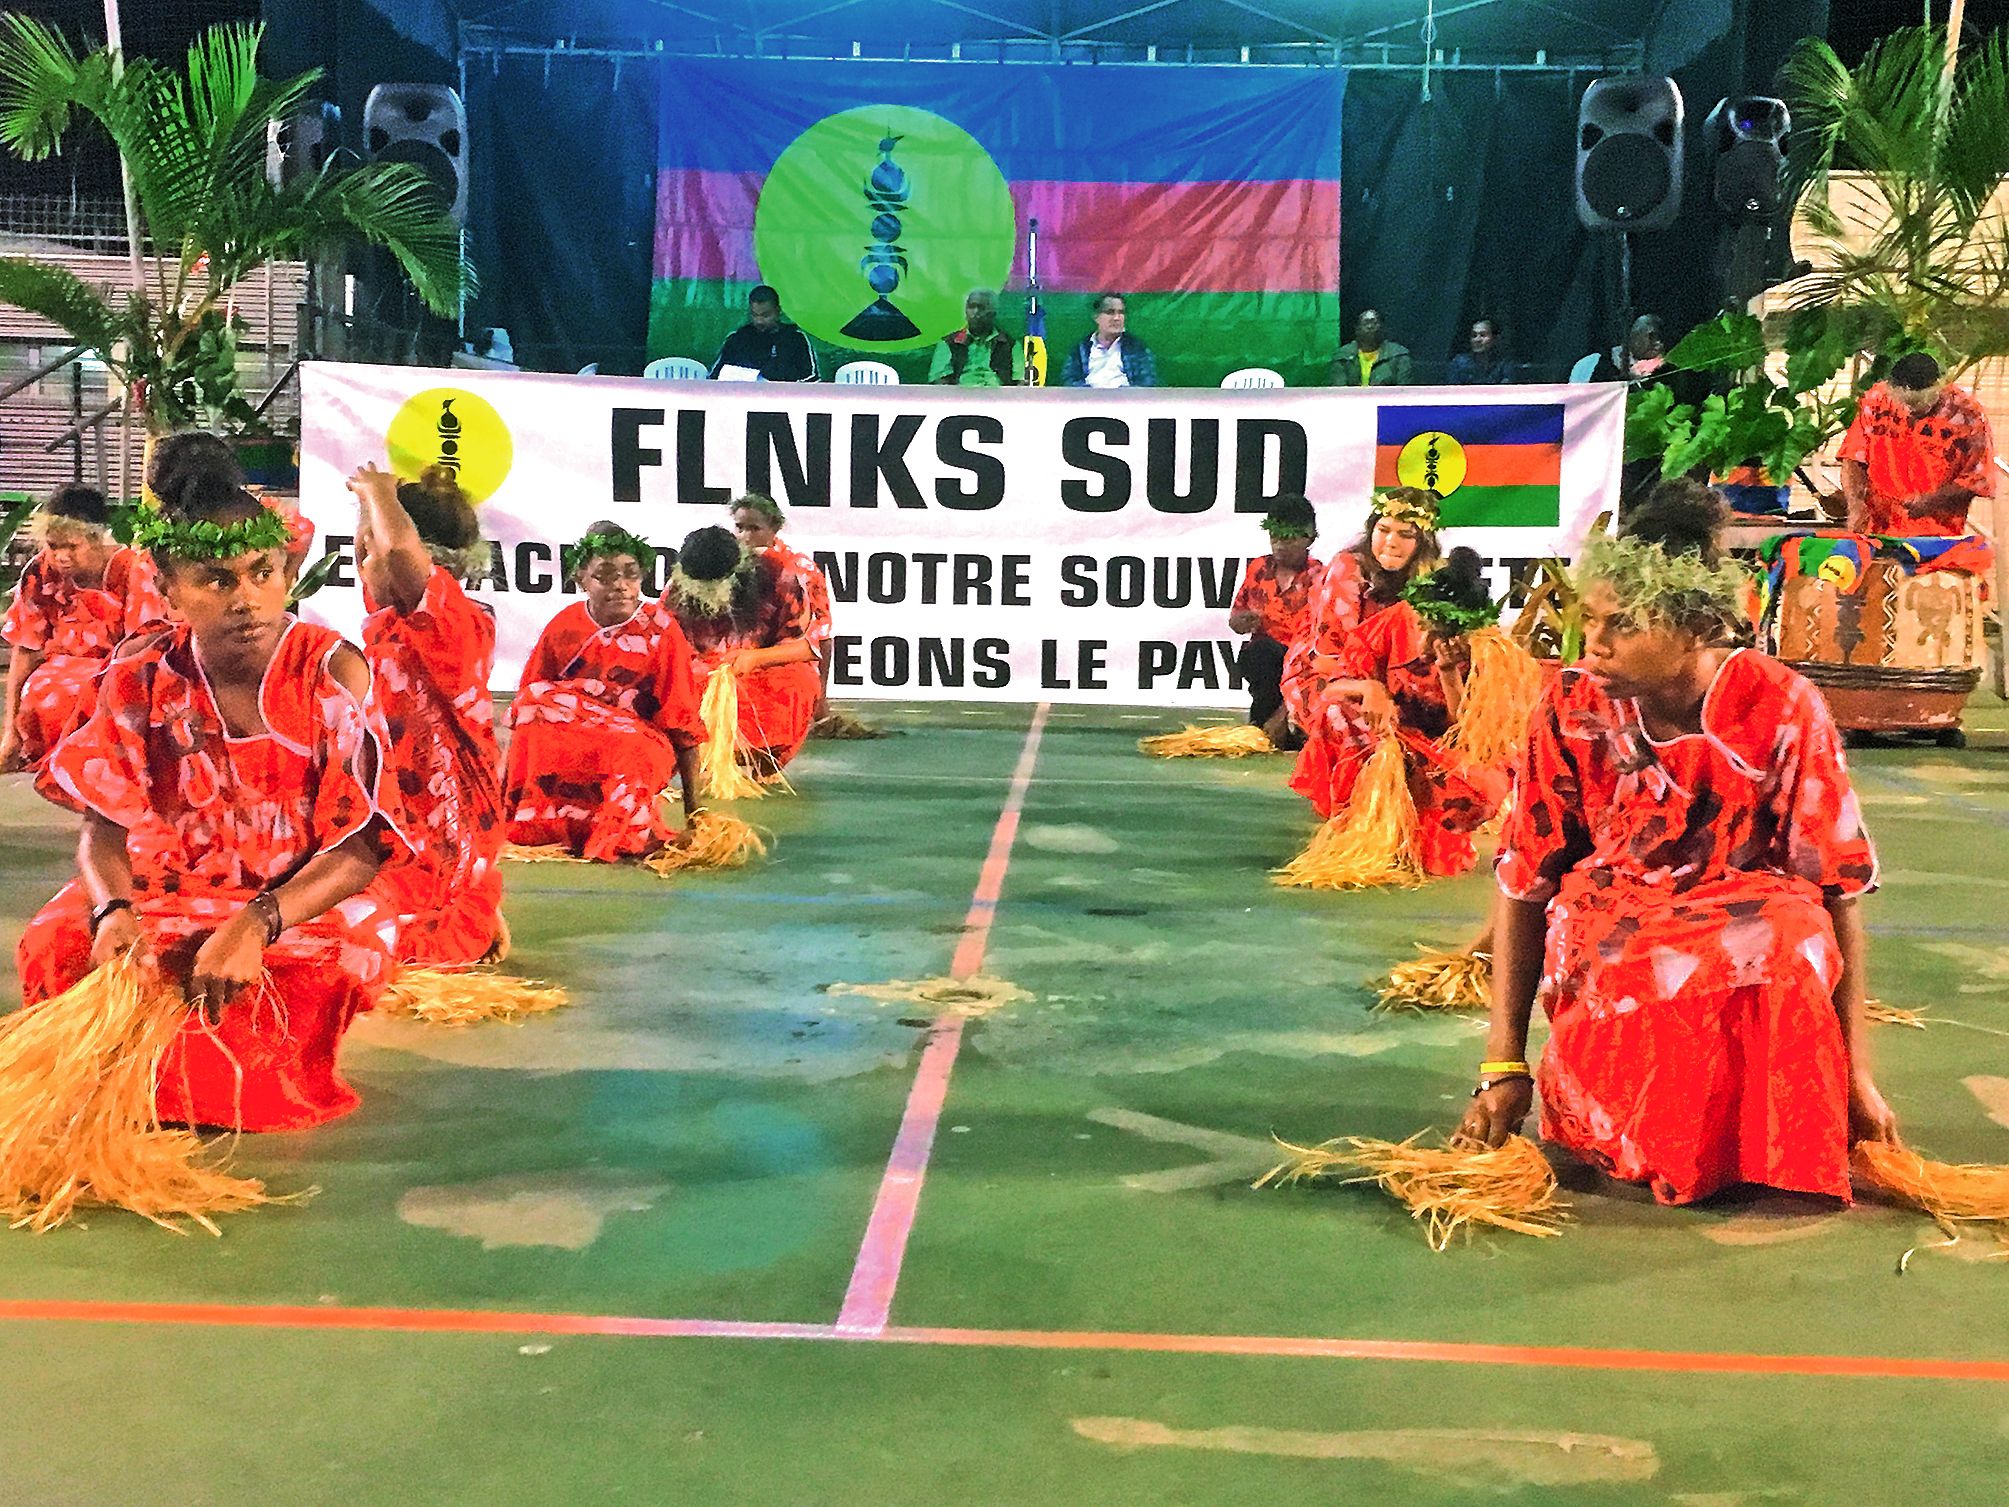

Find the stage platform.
xmin=1 ymin=694 xmax=2005 ymax=1504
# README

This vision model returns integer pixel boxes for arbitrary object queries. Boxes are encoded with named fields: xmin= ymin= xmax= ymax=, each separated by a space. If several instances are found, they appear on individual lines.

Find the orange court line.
xmin=2 ymin=1298 xmax=2006 ymax=1384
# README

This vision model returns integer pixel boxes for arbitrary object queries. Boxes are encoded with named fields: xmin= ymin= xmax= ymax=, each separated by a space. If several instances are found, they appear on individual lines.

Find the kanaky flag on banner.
xmin=1374 ymin=404 xmax=1564 ymax=528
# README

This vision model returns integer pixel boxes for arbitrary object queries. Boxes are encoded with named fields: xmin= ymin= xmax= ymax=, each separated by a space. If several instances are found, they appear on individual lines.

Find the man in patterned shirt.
xmin=1839 ymin=353 xmax=1996 ymax=536
xmin=1227 ymin=495 xmax=1323 ymax=744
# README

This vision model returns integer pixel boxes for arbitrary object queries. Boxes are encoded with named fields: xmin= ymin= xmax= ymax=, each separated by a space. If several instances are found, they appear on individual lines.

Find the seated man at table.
xmin=929 ymin=289 xmax=1023 ymax=387
xmin=1839 ymin=352 xmax=1996 ymax=536
xmin=708 ymin=284 xmax=819 ymax=382
xmin=1060 ymin=293 xmax=1158 ymax=388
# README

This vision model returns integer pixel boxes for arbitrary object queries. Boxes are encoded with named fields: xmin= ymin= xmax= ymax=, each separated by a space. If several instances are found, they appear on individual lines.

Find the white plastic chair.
xmin=643 ymin=355 xmax=709 ymax=381
xmin=575 ymin=362 xmax=600 ymax=376
xmin=834 ymin=360 xmax=899 ymax=385
xmin=1568 ymin=353 xmax=1601 ymax=383
xmin=1221 ymin=367 xmax=1284 ymax=389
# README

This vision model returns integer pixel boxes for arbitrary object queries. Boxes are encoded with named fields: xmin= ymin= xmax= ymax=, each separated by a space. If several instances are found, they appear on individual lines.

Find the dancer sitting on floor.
xmin=1289 ymin=547 xmax=1515 ymax=878
xmin=729 ymin=491 xmax=835 ymax=723
xmin=147 ymin=429 xmax=316 ymax=568
xmin=1 ymin=484 xmax=169 ymax=772
xmin=347 ymin=461 xmax=506 ymax=965
xmin=17 ymin=484 xmax=411 ymax=1131
xmin=1228 ymin=495 xmax=1324 ymax=747
xmin=1280 ymin=487 xmax=1440 ymax=744
xmin=1459 ymin=481 xmax=1898 ymax=1204
xmin=504 ymin=522 xmax=704 ymax=861
xmin=663 ymin=525 xmax=821 ymax=776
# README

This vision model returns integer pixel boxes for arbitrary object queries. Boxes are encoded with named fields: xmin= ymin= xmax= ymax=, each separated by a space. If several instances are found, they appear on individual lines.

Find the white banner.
xmin=298 ymin=363 xmax=1624 ymax=707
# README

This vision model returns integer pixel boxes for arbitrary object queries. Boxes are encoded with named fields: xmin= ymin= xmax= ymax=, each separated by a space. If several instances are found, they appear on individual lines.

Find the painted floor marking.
xmin=1 ymin=1299 xmax=2006 ymax=1384
xmin=835 ymin=703 xmax=1050 ymax=1335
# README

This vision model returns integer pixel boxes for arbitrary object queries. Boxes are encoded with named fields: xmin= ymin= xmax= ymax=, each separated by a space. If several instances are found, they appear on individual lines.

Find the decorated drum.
xmin=1767 ymin=554 xmax=1985 ymax=732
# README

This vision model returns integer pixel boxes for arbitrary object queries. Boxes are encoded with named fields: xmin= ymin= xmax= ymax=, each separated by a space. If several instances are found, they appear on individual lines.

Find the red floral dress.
xmin=3 ymin=546 xmax=170 ymax=765
xmin=1287 ymin=601 xmax=1511 ymax=876
xmin=1497 ymin=651 xmax=1879 ymax=1205
xmin=665 ymin=556 xmax=821 ymax=767
xmin=19 ymin=620 xmax=410 ymax=1132
xmin=1280 ymin=551 xmax=1397 ymax=730
xmin=765 ymin=542 xmax=834 ymax=657
xmin=364 ymin=567 xmax=505 ymax=966
xmin=1837 ymin=383 xmax=1996 ymax=535
xmin=1231 ymin=553 xmax=1324 ymax=645
xmin=504 ymin=600 xmax=704 ymax=860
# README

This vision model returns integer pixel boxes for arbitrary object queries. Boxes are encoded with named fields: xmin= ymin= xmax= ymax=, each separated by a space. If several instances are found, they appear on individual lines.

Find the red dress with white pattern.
xmin=1497 ymin=652 xmax=1879 ymax=1205
xmin=666 ymin=556 xmax=821 ymax=767
xmin=1231 ymin=553 xmax=1324 ymax=646
xmin=1280 ymin=552 xmax=1398 ymax=731
xmin=765 ymin=542 xmax=834 ymax=656
xmin=3 ymin=546 xmax=170 ymax=765
xmin=18 ymin=620 xmax=409 ymax=1131
xmin=504 ymin=600 xmax=704 ymax=860
xmin=1288 ymin=601 xmax=1510 ymax=876
xmin=364 ymin=567 xmax=504 ymax=965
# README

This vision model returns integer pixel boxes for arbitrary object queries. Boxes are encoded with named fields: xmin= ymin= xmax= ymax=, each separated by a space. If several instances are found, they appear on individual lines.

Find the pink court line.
xmin=2 ymin=1299 xmax=2005 ymax=1385
xmin=835 ymin=703 xmax=1052 ymax=1335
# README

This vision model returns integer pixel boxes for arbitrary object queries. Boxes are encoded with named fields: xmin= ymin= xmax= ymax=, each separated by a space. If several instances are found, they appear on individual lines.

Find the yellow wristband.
xmin=1478 ymin=1060 xmax=1531 ymax=1076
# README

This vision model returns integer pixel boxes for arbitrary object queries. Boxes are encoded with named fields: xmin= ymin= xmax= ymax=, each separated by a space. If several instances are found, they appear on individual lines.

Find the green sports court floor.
xmin=2 ymin=695 xmax=2007 ymax=1505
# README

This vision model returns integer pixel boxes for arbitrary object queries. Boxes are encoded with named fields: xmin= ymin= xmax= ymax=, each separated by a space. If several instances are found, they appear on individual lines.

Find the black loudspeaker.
xmin=363 ymin=83 xmax=467 ymax=225
xmin=266 ymin=101 xmax=340 ymax=189
xmin=1707 ymin=97 xmax=1790 ymax=218
xmin=1577 ymin=76 xmax=1684 ymax=232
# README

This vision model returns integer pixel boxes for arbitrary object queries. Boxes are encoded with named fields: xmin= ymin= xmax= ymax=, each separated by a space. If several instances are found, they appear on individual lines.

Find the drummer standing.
xmin=1838 ymin=353 xmax=1996 ymax=536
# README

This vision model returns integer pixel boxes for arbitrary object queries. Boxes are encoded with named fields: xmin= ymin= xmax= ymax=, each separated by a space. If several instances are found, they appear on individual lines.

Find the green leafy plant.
xmin=0 ymin=15 xmax=468 ymax=435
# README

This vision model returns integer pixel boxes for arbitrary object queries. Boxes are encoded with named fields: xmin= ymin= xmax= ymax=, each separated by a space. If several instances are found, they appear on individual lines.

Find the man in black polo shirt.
xmin=708 ymin=285 xmax=819 ymax=381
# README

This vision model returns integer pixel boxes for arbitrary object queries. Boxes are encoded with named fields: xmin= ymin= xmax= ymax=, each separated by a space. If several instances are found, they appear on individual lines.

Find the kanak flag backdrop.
xmin=648 ymin=60 xmax=1343 ymax=387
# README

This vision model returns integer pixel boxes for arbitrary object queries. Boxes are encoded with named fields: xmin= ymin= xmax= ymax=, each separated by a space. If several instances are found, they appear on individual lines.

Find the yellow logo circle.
xmin=1395 ymin=432 xmax=1467 ymax=497
xmin=386 ymin=388 xmax=513 ymax=504
xmin=1816 ymin=554 xmax=1859 ymax=590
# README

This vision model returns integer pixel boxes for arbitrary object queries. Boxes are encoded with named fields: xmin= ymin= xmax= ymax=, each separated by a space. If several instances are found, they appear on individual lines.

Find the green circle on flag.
xmin=754 ymin=105 xmax=1015 ymax=353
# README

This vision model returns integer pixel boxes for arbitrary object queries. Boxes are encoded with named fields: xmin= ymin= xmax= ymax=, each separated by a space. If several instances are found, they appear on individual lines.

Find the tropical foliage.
xmin=0 ymin=15 xmax=466 ymax=432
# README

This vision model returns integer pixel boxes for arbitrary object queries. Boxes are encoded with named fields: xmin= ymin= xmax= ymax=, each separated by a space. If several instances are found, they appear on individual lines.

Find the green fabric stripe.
xmin=649 ymin=281 xmax=1341 ymax=388
xmin=1438 ymin=484 xmax=1561 ymax=529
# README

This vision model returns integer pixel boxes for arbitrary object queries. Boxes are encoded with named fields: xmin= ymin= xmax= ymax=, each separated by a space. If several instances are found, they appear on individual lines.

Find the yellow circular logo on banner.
xmin=386 ymin=388 xmax=513 ymax=504
xmin=1816 ymin=554 xmax=1859 ymax=590
xmin=1395 ymin=432 xmax=1467 ymax=497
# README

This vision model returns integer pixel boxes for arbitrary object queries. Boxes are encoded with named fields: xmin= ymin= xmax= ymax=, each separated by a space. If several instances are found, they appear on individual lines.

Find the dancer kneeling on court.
xmin=17 ymin=484 xmax=412 ymax=1131
xmin=730 ymin=493 xmax=835 ymax=719
xmin=1280 ymin=486 xmax=1439 ymax=754
xmin=1460 ymin=482 xmax=1899 ymax=1204
xmin=348 ymin=462 xmax=506 ymax=964
xmin=1288 ymin=546 xmax=1513 ymax=878
xmin=664 ymin=525 xmax=821 ymax=775
xmin=1227 ymin=495 xmax=1323 ymax=746
xmin=1 ymin=483 xmax=169 ymax=773
xmin=504 ymin=523 xmax=704 ymax=861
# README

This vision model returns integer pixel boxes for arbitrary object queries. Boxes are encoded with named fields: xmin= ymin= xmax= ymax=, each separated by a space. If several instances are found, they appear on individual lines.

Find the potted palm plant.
xmin=0 ymin=15 xmax=465 ymax=457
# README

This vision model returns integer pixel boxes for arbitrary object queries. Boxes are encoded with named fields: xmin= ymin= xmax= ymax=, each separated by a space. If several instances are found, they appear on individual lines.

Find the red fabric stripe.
xmin=654 ymin=171 xmax=1338 ymax=293
xmin=1373 ymin=442 xmax=1564 ymax=489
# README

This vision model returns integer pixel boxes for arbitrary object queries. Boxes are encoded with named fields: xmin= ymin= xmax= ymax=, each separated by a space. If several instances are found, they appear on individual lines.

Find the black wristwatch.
xmin=88 ymin=897 xmax=134 ymax=935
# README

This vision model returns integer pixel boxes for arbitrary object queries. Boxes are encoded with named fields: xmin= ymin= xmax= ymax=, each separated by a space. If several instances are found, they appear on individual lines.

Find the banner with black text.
xmin=297 ymin=363 xmax=1624 ymax=706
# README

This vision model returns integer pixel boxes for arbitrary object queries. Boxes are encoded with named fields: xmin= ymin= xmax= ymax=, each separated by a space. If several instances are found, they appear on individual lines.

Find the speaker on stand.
xmin=360 ymin=83 xmax=467 ymax=366
xmin=266 ymin=102 xmax=342 ymax=364
xmin=1707 ymin=97 xmax=1792 ymax=308
xmin=1577 ymin=76 xmax=1685 ymax=326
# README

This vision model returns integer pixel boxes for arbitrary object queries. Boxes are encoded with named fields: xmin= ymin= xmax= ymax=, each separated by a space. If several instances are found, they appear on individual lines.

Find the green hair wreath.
xmin=562 ymin=527 xmax=656 ymax=577
xmin=1577 ymin=532 xmax=1747 ymax=628
xmin=1402 ymin=568 xmax=1498 ymax=633
xmin=128 ymin=502 xmax=292 ymax=561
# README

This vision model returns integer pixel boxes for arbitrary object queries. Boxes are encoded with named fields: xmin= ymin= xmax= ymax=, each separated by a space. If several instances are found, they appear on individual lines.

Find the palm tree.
xmin=1781 ymin=22 xmax=2009 ymax=378
xmin=0 ymin=15 xmax=466 ymax=433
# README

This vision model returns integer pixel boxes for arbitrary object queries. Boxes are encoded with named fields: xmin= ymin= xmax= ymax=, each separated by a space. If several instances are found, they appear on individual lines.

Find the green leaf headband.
xmin=129 ymin=501 xmax=293 ymax=561
xmin=1260 ymin=515 xmax=1316 ymax=539
xmin=1577 ymin=532 xmax=1748 ymax=628
xmin=1402 ymin=567 xmax=1499 ymax=633
xmin=562 ymin=528 xmax=656 ymax=578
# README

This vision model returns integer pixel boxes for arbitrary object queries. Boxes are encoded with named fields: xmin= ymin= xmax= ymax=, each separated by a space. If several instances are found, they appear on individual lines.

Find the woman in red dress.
xmin=503 ymin=522 xmax=704 ymax=861
xmin=663 ymin=525 xmax=821 ymax=774
xmin=1280 ymin=487 xmax=1441 ymax=742
xmin=1 ymin=484 xmax=169 ymax=772
xmin=1289 ymin=546 xmax=1513 ymax=877
xmin=17 ymin=485 xmax=410 ymax=1131
xmin=347 ymin=462 xmax=505 ymax=965
xmin=1460 ymin=482 xmax=1898 ymax=1204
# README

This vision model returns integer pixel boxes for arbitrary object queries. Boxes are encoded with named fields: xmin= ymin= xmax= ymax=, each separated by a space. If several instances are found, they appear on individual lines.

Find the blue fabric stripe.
xmin=661 ymin=59 xmax=1342 ymax=181
xmin=1375 ymin=404 xmax=1566 ymax=447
